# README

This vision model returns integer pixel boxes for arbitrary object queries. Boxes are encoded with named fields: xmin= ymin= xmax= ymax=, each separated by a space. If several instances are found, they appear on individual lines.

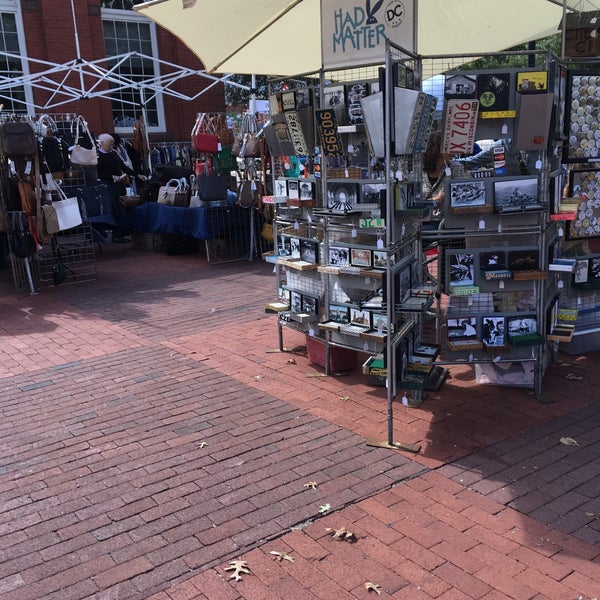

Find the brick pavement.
xmin=0 ymin=244 xmax=599 ymax=599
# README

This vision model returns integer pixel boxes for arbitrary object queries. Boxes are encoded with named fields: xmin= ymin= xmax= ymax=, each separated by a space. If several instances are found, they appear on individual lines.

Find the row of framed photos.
xmin=447 ymin=248 xmax=539 ymax=290
xmin=445 ymin=176 xmax=545 ymax=215
xmin=447 ymin=314 xmax=538 ymax=348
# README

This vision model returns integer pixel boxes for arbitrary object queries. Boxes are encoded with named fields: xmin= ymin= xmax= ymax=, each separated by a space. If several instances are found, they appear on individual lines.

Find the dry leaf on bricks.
xmin=224 ymin=559 xmax=251 ymax=581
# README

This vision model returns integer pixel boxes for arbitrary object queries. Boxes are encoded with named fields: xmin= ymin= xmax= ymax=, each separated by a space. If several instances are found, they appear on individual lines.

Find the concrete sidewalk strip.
xmin=1 ymin=249 xmax=599 ymax=599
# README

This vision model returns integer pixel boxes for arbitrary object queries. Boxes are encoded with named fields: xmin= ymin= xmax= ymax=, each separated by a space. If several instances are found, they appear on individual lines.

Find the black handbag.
xmin=0 ymin=121 xmax=38 ymax=157
xmin=198 ymin=172 xmax=228 ymax=201
xmin=77 ymin=183 xmax=112 ymax=218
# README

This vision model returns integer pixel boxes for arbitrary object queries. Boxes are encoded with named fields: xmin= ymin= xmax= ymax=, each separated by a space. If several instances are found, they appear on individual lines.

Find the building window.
xmin=102 ymin=8 xmax=164 ymax=131
xmin=0 ymin=11 xmax=26 ymax=112
xmin=100 ymin=1 xmax=144 ymax=9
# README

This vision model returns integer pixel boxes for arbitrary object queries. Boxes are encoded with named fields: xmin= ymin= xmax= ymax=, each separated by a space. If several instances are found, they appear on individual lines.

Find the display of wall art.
xmin=447 ymin=317 xmax=478 ymax=342
xmin=567 ymin=168 xmax=600 ymax=239
xmin=448 ymin=179 xmax=487 ymax=211
xmin=482 ymin=316 xmax=506 ymax=347
xmin=447 ymin=252 xmax=475 ymax=288
xmin=327 ymin=182 xmax=359 ymax=211
xmin=565 ymin=71 xmax=600 ymax=162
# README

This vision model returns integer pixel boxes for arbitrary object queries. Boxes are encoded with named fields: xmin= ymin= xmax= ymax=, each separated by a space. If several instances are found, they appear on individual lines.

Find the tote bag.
xmin=42 ymin=184 xmax=82 ymax=234
xmin=70 ymin=117 xmax=98 ymax=166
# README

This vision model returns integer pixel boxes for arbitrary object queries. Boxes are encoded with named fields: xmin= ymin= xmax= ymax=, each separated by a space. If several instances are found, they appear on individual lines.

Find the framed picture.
xmin=300 ymin=239 xmax=319 ymax=263
xmin=371 ymin=312 xmax=388 ymax=332
xmin=329 ymin=304 xmax=350 ymax=323
xmin=477 ymin=72 xmax=510 ymax=112
xmin=287 ymin=179 xmax=300 ymax=200
xmin=290 ymin=290 xmax=303 ymax=313
xmin=327 ymin=182 xmax=359 ymax=211
xmin=278 ymin=287 xmax=290 ymax=303
xmin=323 ymin=84 xmax=345 ymax=109
xmin=395 ymin=182 xmax=415 ymax=211
xmin=301 ymin=294 xmax=318 ymax=316
xmin=517 ymin=70 xmax=547 ymax=93
xmin=281 ymin=90 xmax=296 ymax=111
xmin=329 ymin=246 xmax=350 ymax=266
xmin=589 ymin=256 xmax=600 ymax=280
xmin=295 ymin=87 xmax=312 ymax=110
xmin=574 ymin=259 xmax=589 ymax=284
xmin=290 ymin=236 xmax=301 ymax=259
xmin=566 ymin=169 xmax=600 ymax=240
xmin=299 ymin=181 xmax=314 ymax=201
xmin=507 ymin=315 xmax=537 ymax=337
xmin=482 ymin=316 xmax=506 ymax=347
xmin=278 ymin=236 xmax=292 ymax=256
xmin=449 ymin=180 xmax=486 ymax=209
xmin=349 ymin=307 xmax=371 ymax=327
xmin=508 ymin=248 xmax=539 ymax=272
xmin=372 ymin=250 xmax=387 ymax=269
xmin=481 ymin=250 xmax=507 ymax=270
xmin=447 ymin=317 xmax=478 ymax=342
xmin=350 ymin=248 xmax=372 ymax=267
xmin=564 ymin=72 xmax=600 ymax=162
xmin=361 ymin=182 xmax=386 ymax=205
xmin=447 ymin=252 xmax=475 ymax=287
xmin=444 ymin=73 xmax=477 ymax=99
xmin=274 ymin=178 xmax=288 ymax=197
xmin=493 ymin=177 xmax=542 ymax=213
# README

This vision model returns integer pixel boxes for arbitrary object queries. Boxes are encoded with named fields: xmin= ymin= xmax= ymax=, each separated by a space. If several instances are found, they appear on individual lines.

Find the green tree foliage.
xmin=224 ymin=74 xmax=269 ymax=107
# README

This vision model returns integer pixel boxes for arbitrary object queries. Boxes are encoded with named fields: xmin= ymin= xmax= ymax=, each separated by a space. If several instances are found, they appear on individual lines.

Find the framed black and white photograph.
xmin=281 ymin=90 xmax=296 ymax=111
xmin=508 ymin=248 xmax=539 ymax=272
xmin=350 ymin=248 xmax=372 ymax=267
xmin=361 ymin=182 xmax=386 ymax=205
xmin=349 ymin=307 xmax=371 ymax=327
xmin=493 ymin=177 xmax=542 ymax=213
xmin=274 ymin=178 xmax=288 ymax=197
xmin=277 ymin=236 xmax=292 ymax=257
xmin=327 ymin=182 xmax=359 ymax=211
xmin=574 ymin=259 xmax=589 ymax=284
xmin=481 ymin=250 xmax=507 ymax=270
xmin=329 ymin=304 xmax=350 ymax=323
xmin=301 ymin=294 xmax=318 ymax=316
xmin=290 ymin=290 xmax=302 ymax=313
xmin=299 ymin=181 xmax=314 ymax=201
xmin=590 ymin=257 xmax=600 ymax=279
xmin=447 ymin=317 xmax=478 ymax=342
xmin=507 ymin=315 xmax=537 ymax=337
xmin=449 ymin=180 xmax=486 ymax=209
xmin=395 ymin=182 xmax=415 ymax=212
xmin=290 ymin=236 xmax=301 ymax=259
xmin=287 ymin=179 xmax=300 ymax=200
xmin=482 ymin=316 xmax=506 ymax=347
xmin=566 ymin=169 xmax=600 ymax=240
xmin=323 ymin=85 xmax=345 ymax=109
xmin=295 ymin=87 xmax=312 ymax=110
xmin=373 ymin=250 xmax=387 ymax=269
xmin=300 ymin=239 xmax=319 ymax=263
xmin=329 ymin=246 xmax=350 ymax=266
xmin=371 ymin=312 xmax=388 ymax=333
xmin=444 ymin=73 xmax=477 ymax=98
xmin=448 ymin=252 xmax=475 ymax=287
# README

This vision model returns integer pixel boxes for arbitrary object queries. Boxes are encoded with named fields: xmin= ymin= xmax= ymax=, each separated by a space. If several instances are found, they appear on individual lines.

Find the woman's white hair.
xmin=97 ymin=133 xmax=115 ymax=145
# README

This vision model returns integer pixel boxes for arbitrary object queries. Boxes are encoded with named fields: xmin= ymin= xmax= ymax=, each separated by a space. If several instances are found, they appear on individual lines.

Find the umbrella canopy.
xmin=135 ymin=0 xmax=597 ymax=77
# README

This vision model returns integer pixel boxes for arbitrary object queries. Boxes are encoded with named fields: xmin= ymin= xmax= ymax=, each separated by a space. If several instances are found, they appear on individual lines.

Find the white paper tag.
xmin=377 ymin=238 xmax=384 ymax=250
xmin=24 ymin=161 xmax=32 ymax=175
xmin=251 ymin=180 xmax=257 ymax=190
xmin=351 ymin=228 xmax=357 ymax=238
xmin=445 ymin=166 xmax=451 ymax=176
xmin=493 ymin=355 xmax=501 ymax=363
xmin=284 ymin=161 xmax=290 ymax=170
xmin=344 ymin=168 xmax=349 ymax=178
xmin=558 ymin=226 xmax=564 ymax=237
xmin=401 ymin=223 xmax=406 ymax=237
xmin=363 ymin=341 xmax=369 ymax=351
xmin=502 ymin=124 xmax=508 ymax=134
xmin=478 ymin=218 xmax=485 ymax=229
xmin=578 ymin=296 xmax=582 ymax=306
xmin=308 ymin=327 xmax=315 ymax=337
xmin=377 ymin=322 xmax=383 ymax=334
xmin=535 ymin=159 xmax=542 ymax=170
xmin=498 ymin=222 xmax=502 ymax=233
xmin=468 ymin=353 xmax=474 ymax=363
xmin=401 ymin=394 xmax=409 ymax=407
xmin=395 ymin=169 xmax=403 ymax=180
xmin=218 ymin=142 xmax=222 ymax=151
xmin=307 ymin=212 xmax=312 ymax=223
xmin=468 ymin=296 xmax=473 ymax=306
xmin=558 ymin=279 xmax=564 ymax=289
xmin=499 ymin=280 xmax=505 ymax=289
xmin=293 ymin=220 xmax=299 ymax=230
xmin=347 ymin=144 xmax=353 ymax=153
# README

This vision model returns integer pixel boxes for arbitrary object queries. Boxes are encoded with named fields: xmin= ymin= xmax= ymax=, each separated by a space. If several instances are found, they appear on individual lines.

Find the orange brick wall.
xmin=19 ymin=0 xmax=224 ymax=142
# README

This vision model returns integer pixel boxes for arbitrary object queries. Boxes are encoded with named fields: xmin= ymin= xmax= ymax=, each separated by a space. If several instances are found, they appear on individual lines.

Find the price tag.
xmin=468 ymin=353 xmax=474 ymax=363
xmin=401 ymin=394 xmax=409 ymax=407
xmin=499 ymin=280 xmax=505 ymax=289
xmin=478 ymin=218 xmax=486 ymax=229
xmin=363 ymin=341 xmax=369 ymax=351
xmin=377 ymin=321 xmax=383 ymax=334
xmin=377 ymin=238 xmax=384 ymax=250
xmin=535 ymin=159 xmax=542 ymax=170
xmin=308 ymin=327 xmax=315 ymax=337
xmin=493 ymin=355 xmax=501 ymax=363
xmin=401 ymin=223 xmax=406 ymax=237
xmin=558 ymin=279 xmax=564 ymax=289
xmin=395 ymin=169 xmax=403 ymax=180
xmin=347 ymin=144 xmax=353 ymax=153
xmin=558 ymin=226 xmax=564 ymax=237
xmin=502 ymin=123 xmax=508 ymax=134
xmin=498 ymin=222 xmax=502 ymax=233
xmin=284 ymin=161 xmax=291 ymax=170
xmin=445 ymin=166 xmax=451 ymax=176
xmin=293 ymin=220 xmax=299 ymax=230
xmin=351 ymin=227 xmax=357 ymax=238
xmin=344 ymin=168 xmax=349 ymax=178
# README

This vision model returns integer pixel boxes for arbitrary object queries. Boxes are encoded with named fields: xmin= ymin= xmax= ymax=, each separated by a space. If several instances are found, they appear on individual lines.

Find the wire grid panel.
xmin=203 ymin=205 xmax=257 ymax=264
xmin=37 ymin=224 xmax=97 ymax=286
xmin=285 ymin=269 xmax=324 ymax=297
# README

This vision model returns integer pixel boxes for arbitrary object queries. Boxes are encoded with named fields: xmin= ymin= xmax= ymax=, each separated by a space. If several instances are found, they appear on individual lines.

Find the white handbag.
xmin=42 ymin=184 xmax=83 ymax=234
xmin=70 ymin=117 xmax=98 ymax=166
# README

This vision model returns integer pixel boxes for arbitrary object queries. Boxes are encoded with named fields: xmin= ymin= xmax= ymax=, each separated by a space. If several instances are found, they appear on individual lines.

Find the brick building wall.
xmin=18 ymin=0 xmax=224 ymax=142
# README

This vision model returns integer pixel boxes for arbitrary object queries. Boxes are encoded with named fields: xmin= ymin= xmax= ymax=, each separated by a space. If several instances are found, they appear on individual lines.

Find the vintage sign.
xmin=284 ymin=112 xmax=309 ymax=156
xmin=315 ymin=109 xmax=345 ymax=156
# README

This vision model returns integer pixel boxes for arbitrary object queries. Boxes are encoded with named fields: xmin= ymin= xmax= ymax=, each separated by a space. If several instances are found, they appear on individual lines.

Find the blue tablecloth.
xmin=130 ymin=198 xmax=249 ymax=241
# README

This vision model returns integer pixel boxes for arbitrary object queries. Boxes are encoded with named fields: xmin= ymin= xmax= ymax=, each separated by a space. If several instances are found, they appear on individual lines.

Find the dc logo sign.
xmin=385 ymin=0 xmax=406 ymax=28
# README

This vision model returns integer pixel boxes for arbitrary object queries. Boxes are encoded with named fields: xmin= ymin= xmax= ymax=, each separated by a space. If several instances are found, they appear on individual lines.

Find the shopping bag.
xmin=42 ymin=196 xmax=82 ymax=234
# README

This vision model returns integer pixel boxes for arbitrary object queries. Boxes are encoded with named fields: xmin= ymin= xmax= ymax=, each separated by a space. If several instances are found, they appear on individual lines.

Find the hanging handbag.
xmin=17 ymin=179 xmax=37 ymax=216
xmin=0 ymin=121 xmax=38 ymax=157
xmin=240 ymin=132 xmax=262 ymax=158
xmin=191 ymin=113 xmax=219 ymax=153
xmin=232 ymin=112 xmax=260 ymax=158
xmin=42 ymin=184 xmax=82 ymax=235
xmin=35 ymin=114 xmax=58 ymax=138
xmin=9 ymin=213 xmax=37 ymax=258
xmin=70 ymin=117 xmax=98 ymax=166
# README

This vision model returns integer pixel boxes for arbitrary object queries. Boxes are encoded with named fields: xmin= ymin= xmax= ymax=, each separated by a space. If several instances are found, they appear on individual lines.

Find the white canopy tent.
xmin=134 ymin=0 xmax=600 ymax=77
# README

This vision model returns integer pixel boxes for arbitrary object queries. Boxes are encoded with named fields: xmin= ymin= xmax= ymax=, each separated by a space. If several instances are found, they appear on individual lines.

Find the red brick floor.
xmin=0 ymin=244 xmax=599 ymax=599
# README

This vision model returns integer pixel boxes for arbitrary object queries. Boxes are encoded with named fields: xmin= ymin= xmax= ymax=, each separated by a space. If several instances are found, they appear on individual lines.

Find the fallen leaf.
xmin=304 ymin=481 xmax=318 ymax=490
xmin=326 ymin=526 xmax=356 ymax=542
xmin=560 ymin=437 xmax=579 ymax=446
xmin=269 ymin=550 xmax=294 ymax=562
xmin=365 ymin=581 xmax=381 ymax=594
xmin=339 ymin=395 xmax=350 ymax=401
xmin=286 ymin=358 xmax=297 ymax=364
xmin=565 ymin=373 xmax=582 ymax=380
xmin=254 ymin=374 xmax=265 ymax=380
xmin=197 ymin=441 xmax=207 ymax=448
xmin=224 ymin=559 xmax=251 ymax=581
xmin=319 ymin=503 xmax=331 ymax=514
